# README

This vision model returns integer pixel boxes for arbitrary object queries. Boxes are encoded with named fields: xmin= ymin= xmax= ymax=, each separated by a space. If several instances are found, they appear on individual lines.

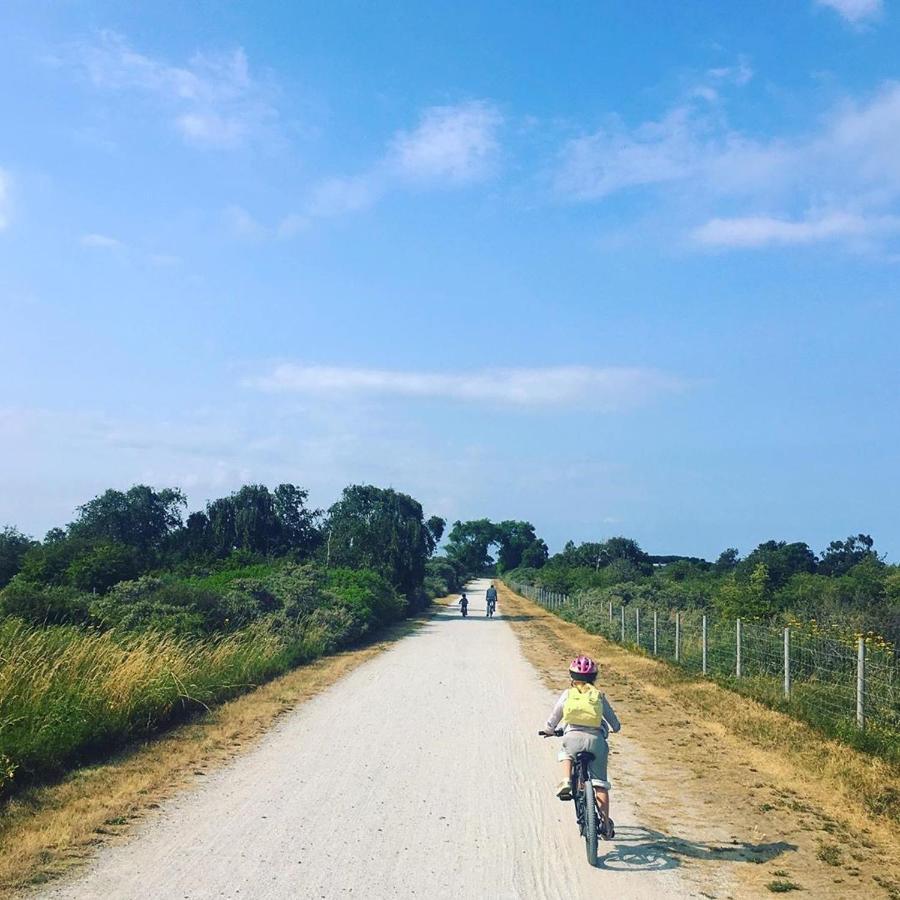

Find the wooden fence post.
xmin=784 ymin=627 xmax=791 ymax=699
xmin=636 ymin=608 xmax=641 ymax=648
xmin=620 ymin=606 xmax=625 ymax=643
xmin=736 ymin=618 xmax=742 ymax=678
xmin=857 ymin=637 xmax=866 ymax=731
xmin=653 ymin=611 xmax=658 ymax=655
xmin=675 ymin=612 xmax=681 ymax=663
xmin=702 ymin=615 xmax=708 ymax=675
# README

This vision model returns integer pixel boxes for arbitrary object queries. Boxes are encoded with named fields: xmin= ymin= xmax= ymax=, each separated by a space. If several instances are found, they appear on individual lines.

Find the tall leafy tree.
xmin=425 ymin=516 xmax=446 ymax=555
xmin=0 ymin=526 xmax=37 ymax=588
xmin=818 ymin=534 xmax=882 ymax=577
xmin=495 ymin=520 xmax=548 ymax=571
xmin=274 ymin=483 xmax=322 ymax=555
xmin=738 ymin=540 xmax=816 ymax=589
xmin=326 ymin=485 xmax=432 ymax=598
xmin=444 ymin=519 xmax=499 ymax=575
xmin=714 ymin=547 xmax=740 ymax=573
xmin=69 ymin=485 xmax=186 ymax=558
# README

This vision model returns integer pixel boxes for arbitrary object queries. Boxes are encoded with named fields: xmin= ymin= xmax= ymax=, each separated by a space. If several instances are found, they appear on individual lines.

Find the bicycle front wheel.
xmin=583 ymin=781 xmax=599 ymax=866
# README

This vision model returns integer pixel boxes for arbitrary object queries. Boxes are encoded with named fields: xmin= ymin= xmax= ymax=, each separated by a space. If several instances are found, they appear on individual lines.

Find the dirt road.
xmin=38 ymin=580 xmax=703 ymax=900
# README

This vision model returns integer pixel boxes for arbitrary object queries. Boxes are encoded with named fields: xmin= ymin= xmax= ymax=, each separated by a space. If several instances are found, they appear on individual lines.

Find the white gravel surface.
xmin=38 ymin=580 xmax=697 ymax=900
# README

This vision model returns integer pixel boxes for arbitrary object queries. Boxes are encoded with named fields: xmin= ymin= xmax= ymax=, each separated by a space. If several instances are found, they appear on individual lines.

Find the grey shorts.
xmin=558 ymin=731 xmax=610 ymax=790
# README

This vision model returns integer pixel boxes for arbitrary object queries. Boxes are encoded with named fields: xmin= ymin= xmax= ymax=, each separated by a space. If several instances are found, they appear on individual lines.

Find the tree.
xmin=425 ymin=516 xmax=446 ymax=555
xmin=326 ymin=485 xmax=431 ymax=598
xmin=0 ymin=526 xmax=37 ymax=588
xmin=494 ymin=520 xmax=549 ymax=571
xmin=273 ymin=484 xmax=322 ymax=555
xmin=521 ymin=540 xmax=550 ymax=568
xmin=444 ymin=519 xmax=499 ymax=575
xmin=202 ymin=484 xmax=321 ymax=558
xmin=818 ymin=534 xmax=882 ymax=577
xmin=714 ymin=548 xmax=740 ymax=574
xmin=600 ymin=537 xmax=651 ymax=571
xmin=716 ymin=563 xmax=773 ymax=619
xmin=738 ymin=540 xmax=816 ymax=590
xmin=70 ymin=485 xmax=186 ymax=559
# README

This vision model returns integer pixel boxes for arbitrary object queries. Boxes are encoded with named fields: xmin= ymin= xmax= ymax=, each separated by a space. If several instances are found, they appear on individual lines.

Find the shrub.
xmin=89 ymin=576 xmax=223 ymax=635
xmin=0 ymin=577 xmax=90 ymax=625
xmin=66 ymin=541 xmax=139 ymax=593
xmin=326 ymin=567 xmax=405 ymax=628
xmin=267 ymin=563 xmax=329 ymax=619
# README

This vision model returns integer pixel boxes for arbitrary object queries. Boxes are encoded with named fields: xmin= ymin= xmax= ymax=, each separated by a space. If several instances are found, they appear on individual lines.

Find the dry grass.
xmin=499 ymin=583 xmax=900 ymax=899
xmin=0 ymin=619 xmax=311 ymax=797
xmin=0 ymin=613 xmax=428 ymax=898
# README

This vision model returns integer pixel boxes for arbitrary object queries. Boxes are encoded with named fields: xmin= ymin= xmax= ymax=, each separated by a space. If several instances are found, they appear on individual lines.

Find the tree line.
xmin=504 ymin=532 xmax=900 ymax=645
xmin=0 ymin=483 xmax=453 ymax=633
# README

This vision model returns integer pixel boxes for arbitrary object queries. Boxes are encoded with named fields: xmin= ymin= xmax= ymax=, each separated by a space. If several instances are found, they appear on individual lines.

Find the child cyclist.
xmin=540 ymin=656 xmax=620 ymax=838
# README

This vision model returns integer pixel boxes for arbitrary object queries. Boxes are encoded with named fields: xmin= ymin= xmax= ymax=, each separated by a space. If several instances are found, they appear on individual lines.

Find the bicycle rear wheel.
xmin=583 ymin=780 xmax=599 ymax=866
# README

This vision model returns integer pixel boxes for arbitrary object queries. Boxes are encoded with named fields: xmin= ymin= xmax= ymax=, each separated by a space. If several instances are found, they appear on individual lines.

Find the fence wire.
xmin=508 ymin=581 xmax=900 ymax=756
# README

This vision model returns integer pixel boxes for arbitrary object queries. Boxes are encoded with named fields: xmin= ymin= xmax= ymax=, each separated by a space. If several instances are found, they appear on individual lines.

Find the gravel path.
xmin=39 ymin=580 xmax=696 ymax=900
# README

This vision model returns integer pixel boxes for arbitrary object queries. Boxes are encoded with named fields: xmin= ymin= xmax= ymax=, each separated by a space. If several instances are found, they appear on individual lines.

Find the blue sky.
xmin=2 ymin=0 xmax=899 ymax=560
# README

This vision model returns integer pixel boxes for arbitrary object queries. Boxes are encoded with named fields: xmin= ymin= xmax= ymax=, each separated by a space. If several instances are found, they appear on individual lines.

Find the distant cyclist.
xmin=458 ymin=592 xmax=469 ymax=617
xmin=485 ymin=583 xmax=498 ymax=617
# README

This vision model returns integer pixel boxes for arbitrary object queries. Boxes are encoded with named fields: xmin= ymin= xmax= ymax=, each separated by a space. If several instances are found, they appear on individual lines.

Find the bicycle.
xmin=539 ymin=729 xmax=610 ymax=866
xmin=486 ymin=600 xmax=496 ymax=618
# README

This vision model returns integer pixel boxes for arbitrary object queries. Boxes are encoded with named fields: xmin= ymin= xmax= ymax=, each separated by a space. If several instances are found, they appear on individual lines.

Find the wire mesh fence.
xmin=507 ymin=581 xmax=900 ymax=757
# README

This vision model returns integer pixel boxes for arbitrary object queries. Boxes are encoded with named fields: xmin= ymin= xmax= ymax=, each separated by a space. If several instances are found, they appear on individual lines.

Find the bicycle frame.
xmin=539 ymin=730 xmax=609 ymax=867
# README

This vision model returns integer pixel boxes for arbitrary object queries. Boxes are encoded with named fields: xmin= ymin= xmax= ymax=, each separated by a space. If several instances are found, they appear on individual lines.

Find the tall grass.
xmin=0 ymin=618 xmax=322 ymax=797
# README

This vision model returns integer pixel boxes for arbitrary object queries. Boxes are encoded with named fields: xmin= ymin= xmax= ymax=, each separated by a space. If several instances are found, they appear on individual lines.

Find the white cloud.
xmin=555 ymin=107 xmax=701 ymax=200
xmin=298 ymin=100 xmax=503 ymax=223
xmin=692 ymin=211 xmax=900 ymax=247
xmin=388 ymin=101 xmax=502 ymax=184
xmin=65 ymin=31 xmax=275 ymax=148
xmin=707 ymin=57 xmax=754 ymax=87
xmin=0 ymin=168 xmax=11 ymax=230
xmin=555 ymin=78 xmax=900 ymax=254
xmin=80 ymin=232 xmax=123 ymax=249
xmin=245 ymin=363 xmax=686 ymax=410
xmin=224 ymin=205 xmax=266 ymax=240
xmin=815 ymin=0 xmax=882 ymax=24
xmin=306 ymin=174 xmax=382 ymax=218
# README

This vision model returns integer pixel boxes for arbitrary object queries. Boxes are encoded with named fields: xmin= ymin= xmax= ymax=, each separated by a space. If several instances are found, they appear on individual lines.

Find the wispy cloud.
xmin=815 ymin=0 xmax=883 ymax=24
xmin=300 ymin=100 xmax=503 ymax=222
xmin=554 ymin=76 xmax=900 ymax=254
xmin=223 ymin=205 xmax=267 ymax=240
xmin=80 ymin=232 xmax=123 ymax=249
xmin=692 ymin=212 xmax=900 ymax=247
xmin=387 ymin=101 xmax=503 ymax=184
xmin=555 ymin=107 xmax=701 ymax=201
xmin=63 ymin=30 xmax=276 ymax=148
xmin=232 ymin=100 xmax=504 ymax=234
xmin=0 ymin=168 xmax=11 ymax=230
xmin=244 ymin=363 xmax=686 ymax=410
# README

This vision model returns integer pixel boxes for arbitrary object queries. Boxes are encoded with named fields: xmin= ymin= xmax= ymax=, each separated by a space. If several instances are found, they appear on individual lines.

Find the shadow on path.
xmin=429 ymin=609 xmax=535 ymax=623
xmin=594 ymin=825 xmax=796 ymax=873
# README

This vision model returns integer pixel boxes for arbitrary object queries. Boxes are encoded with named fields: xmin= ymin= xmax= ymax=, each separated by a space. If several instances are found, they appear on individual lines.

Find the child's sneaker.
xmin=555 ymin=780 xmax=572 ymax=801
xmin=601 ymin=817 xmax=615 ymax=840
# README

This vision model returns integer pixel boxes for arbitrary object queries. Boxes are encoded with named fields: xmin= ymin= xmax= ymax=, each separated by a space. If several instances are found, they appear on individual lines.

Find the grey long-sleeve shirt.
xmin=545 ymin=689 xmax=622 ymax=739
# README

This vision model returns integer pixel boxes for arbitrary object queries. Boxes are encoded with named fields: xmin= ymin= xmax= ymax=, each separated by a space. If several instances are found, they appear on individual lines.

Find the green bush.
xmin=89 ymin=576 xmax=225 ymax=635
xmin=66 ymin=541 xmax=139 ymax=593
xmin=326 ymin=567 xmax=405 ymax=628
xmin=0 ymin=577 xmax=90 ymax=625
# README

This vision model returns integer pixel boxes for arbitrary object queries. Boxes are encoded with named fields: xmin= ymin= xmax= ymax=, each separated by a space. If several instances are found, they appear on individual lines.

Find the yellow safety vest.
xmin=562 ymin=684 xmax=603 ymax=728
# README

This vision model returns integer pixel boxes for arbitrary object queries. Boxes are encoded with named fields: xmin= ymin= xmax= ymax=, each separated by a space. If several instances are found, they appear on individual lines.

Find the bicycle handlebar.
xmin=538 ymin=729 xmax=565 ymax=738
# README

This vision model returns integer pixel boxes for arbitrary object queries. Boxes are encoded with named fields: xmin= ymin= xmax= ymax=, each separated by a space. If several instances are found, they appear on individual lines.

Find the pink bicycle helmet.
xmin=569 ymin=655 xmax=598 ymax=681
